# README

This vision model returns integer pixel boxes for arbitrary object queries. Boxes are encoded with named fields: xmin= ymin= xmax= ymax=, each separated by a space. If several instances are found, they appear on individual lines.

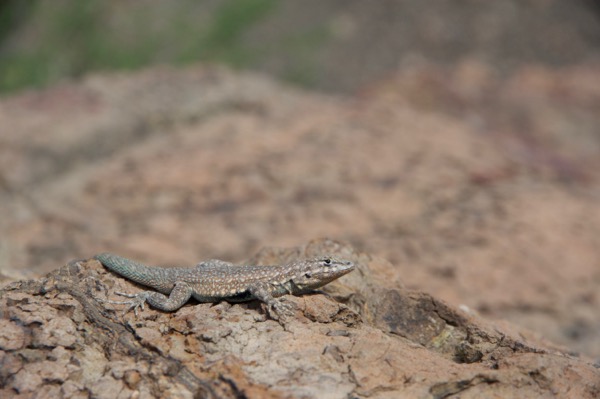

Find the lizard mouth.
xmin=342 ymin=260 xmax=354 ymax=270
xmin=333 ymin=260 xmax=355 ymax=275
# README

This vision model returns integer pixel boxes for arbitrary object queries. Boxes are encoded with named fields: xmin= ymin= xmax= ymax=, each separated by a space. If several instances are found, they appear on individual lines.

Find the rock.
xmin=0 ymin=240 xmax=598 ymax=398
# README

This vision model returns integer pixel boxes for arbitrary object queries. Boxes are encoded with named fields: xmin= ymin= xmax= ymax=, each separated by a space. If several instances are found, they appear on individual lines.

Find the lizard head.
xmin=290 ymin=256 xmax=354 ymax=292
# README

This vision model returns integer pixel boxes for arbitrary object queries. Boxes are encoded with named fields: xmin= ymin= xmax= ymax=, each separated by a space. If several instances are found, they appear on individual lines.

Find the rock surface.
xmin=1 ymin=239 xmax=599 ymax=398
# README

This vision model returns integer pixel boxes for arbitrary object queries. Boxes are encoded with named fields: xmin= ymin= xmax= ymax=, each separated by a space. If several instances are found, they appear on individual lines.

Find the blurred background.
xmin=1 ymin=0 xmax=600 ymax=359
xmin=1 ymin=0 xmax=599 ymax=94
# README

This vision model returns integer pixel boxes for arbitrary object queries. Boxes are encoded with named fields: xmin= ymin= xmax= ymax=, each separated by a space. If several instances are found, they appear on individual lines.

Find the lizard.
xmin=93 ymin=253 xmax=355 ymax=321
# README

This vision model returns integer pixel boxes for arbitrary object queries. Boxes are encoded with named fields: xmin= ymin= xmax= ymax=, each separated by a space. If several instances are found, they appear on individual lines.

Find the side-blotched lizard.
xmin=94 ymin=253 xmax=354 ymax=321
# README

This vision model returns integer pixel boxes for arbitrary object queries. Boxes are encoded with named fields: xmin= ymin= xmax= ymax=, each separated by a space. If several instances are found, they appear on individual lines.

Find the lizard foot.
xmin=268 ymin=298 xmax=296 ymax=322
xmin=104 ymin=291 xmax=151 ymax=317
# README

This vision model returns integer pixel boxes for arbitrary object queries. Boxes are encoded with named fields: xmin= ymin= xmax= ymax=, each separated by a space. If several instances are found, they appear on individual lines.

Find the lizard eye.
xmin=304 ymin=273 xmax=312 ymax=278
xmin=323 ymin=258 xmax=331 ymax=266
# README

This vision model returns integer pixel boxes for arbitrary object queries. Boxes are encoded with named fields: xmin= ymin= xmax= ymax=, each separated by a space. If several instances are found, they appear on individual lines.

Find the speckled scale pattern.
xmin=93 ymin=252 xmax=354 ymax=320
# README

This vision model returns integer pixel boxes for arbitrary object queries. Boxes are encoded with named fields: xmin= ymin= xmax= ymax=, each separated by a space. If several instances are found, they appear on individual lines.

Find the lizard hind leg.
xmin=106 ymin=282 xmax=194 ymax=316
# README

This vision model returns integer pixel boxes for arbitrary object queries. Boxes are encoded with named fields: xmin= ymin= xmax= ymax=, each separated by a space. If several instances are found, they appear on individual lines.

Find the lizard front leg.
xmin=248 ymin=282 xmax=295 ymax=321
xmin=107 ymin=281 xmax=194 ymax=316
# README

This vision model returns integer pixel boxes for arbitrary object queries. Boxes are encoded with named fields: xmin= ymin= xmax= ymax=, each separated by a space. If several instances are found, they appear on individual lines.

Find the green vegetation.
xmin=0 ymin=0 xmax=298 ymax=94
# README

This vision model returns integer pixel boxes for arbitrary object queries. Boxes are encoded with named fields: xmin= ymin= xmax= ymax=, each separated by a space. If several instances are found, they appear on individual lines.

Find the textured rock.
xmin=1 ymin=240 xmax=599 ymax=398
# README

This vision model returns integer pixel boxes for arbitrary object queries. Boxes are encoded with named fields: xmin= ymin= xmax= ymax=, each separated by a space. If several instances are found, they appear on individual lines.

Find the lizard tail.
xmin=94 ymin=253 xmax=175 ymax=291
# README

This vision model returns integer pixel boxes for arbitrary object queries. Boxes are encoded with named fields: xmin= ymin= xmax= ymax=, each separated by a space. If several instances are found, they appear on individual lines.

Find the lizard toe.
xmin=115 ymin=291 xmax=138 ymax=299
